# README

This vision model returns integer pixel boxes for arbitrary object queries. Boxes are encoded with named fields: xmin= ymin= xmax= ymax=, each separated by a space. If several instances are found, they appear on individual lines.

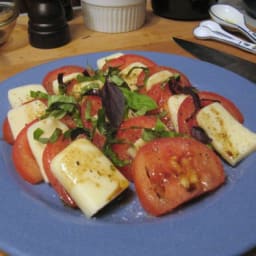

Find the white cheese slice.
xmin=7 ymin=100 xmax=47 ymax=139
xmin=196 ymin=102 xmax=256 ymax=166
xmin=120 ymin=62 xmax=147 ymax=91
xmin=146 ymin=70 xmax=174 ymax=91
xmin=52 ymin=72 xmax=83 ymax=94
xmin=168 ymin=94 xmax=188 ymax=132
xmin=27 ymin=117 xmax=68 ymax=183
xmin=127 ymin=138 xmax=146 ymax=158
xmin=8 ymin=84 xmax=47 ymax=108
xmin=50 ymin=138 xmax=129 ymax=218
xmin=97 ymin=52 xmax=124 ymax=69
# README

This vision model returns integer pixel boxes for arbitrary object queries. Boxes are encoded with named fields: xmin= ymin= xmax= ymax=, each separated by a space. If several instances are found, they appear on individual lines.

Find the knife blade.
xmin=173 ymin=37 xmax=256 ymax=84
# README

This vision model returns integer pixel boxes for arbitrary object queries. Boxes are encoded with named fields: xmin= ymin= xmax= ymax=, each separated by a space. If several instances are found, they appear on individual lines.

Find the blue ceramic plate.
xmin=0 ymin=51 xmax=256 ymax=256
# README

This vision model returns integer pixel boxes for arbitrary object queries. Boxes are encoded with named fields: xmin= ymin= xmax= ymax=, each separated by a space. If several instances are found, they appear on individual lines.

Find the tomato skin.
xmin=12 ymin=121 xmax=43 ymax=184
xmin=43 ymin=136 xmax=77 ymax=208
xmin=2 ymin=117 xmax=14 ymax=144
xmin=102 ymin=54 xmax=157 ymax=71
xmin=112 ymin=116 xmax=158 ymax=181
xmin=132 ymin=137 xmax=225 ymax=216
xmin=178 ymin=91 xmax=244 ymax=135
xmin=42 ymin=65 xmax=85 ymax=94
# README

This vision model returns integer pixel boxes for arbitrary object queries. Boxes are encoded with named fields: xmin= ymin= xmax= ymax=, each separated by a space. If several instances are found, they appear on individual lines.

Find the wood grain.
xmin=0 ymin=3 xmax=255 ymax=82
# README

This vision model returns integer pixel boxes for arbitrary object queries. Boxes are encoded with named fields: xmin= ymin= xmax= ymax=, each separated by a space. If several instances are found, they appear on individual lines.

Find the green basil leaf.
xmin=30 ymin=90 xmax=49 ymax=100
xmin=64 ymin=127 xmax=91 ymax=140
xmin=103 ymin=143 xmax=130 ymax=168
xmin=48 ymin=95 xmax=77 ymax=106
xmin=33 ymin=127 xmax=62 ymax=144
xmin=142 ymin=119 xmax=179 ymax=141
xmin=120 ymin=87 xmax=157 ymax=115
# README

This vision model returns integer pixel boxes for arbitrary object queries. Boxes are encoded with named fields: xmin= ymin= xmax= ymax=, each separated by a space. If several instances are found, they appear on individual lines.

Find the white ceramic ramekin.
xmin=81 ymin=0 xmax=146 ymax=33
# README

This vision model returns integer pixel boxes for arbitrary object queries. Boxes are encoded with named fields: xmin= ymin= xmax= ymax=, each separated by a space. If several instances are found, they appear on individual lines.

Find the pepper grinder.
xmin=26 ymin=0 xmax=70 ymax=49
xmin=60 ymin=0 xmax=73 ymax=21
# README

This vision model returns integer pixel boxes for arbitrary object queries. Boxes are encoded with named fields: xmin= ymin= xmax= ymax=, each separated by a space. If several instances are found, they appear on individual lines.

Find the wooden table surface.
xmin=1 ymin=3 xmax=256 ymax=83
xmin=0 ymin=2 xmax=256 ymax=256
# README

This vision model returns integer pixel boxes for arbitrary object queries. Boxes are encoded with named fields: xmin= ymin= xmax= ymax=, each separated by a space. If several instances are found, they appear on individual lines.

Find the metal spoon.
xmin=209 ymin=4 xmax=256 ymax=43
xmin=193 ymin=20 xmax=256 ymax=54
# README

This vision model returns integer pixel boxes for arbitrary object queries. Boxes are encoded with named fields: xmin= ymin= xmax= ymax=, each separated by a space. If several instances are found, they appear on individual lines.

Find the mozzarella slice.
xmin=50 ymin=138 xmax=129 ymax=218
xmin=8 ymin=84 xmax=47 ymax=108
xmin=167 ymin=94 xmax=188 ymax=132
xmin=71 ymin=80 xmax=104 ymax=98
xmin=52 ymin=72 xmax=83 ymax=94
xmin=196 ymin=102 xmax=256 ymax=166
xmin=97 ymin=52 xmax=124 ymax=69
xmin=27 ymin=117 xmax=68 ymax=182
xmin=146 ymin=70 xmax=174 ymax=91
xmin=7 ymin=100 xmax=47 ymax=139
xmin=120 ymin=62 xmax=147 ymax=91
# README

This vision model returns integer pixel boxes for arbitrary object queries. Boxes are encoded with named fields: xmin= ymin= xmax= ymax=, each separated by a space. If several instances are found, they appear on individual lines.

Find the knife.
xmin=173 ymin=37 xmax=256 ymax=84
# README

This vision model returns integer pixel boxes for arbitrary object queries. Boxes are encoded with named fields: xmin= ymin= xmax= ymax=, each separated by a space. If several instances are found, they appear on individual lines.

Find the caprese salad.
xmin=2 ymin=52 xmax=256 ymax=218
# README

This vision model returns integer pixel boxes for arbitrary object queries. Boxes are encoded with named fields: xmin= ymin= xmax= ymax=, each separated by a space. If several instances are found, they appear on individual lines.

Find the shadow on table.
xmin=244 ymin=247 xmax=256 ymax=256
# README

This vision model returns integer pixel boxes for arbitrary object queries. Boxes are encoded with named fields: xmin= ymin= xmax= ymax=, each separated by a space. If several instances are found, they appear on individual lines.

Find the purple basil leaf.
xmin=191 ymin=126 xmax=212 ymax=144
xmin=102 ymin=78 xmax=125 ymax=129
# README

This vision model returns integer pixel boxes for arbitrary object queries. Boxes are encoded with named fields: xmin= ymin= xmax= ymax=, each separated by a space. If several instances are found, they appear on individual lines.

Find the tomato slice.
xmin=80 ymin=95 xmax=106 ymax=149
xmin=132 ymin=137 xmax=225 ymax=216
xmin=138 ymin=66 xmax=191 ymax=129
xmin=138 ymin=65 xmax=191 ymax=91
xmin=112 ymin=116 xmax=158 ymax=181
xmin=177 ymin=96 xmax=198 ymax=135
xmin=42 ymin=65 xmax=85 ymax=94
xmin=12 ymin=121 xmax=43 ymax=184
xmin=43 ymin=135 xmax=77 ymax=208
xmin=2 ymin=117 xmax=14 ymax=144
xmin=102 ymin=54 xmax=157 ymax=71
xmin=199 ymin=91 xmax=244 ymax=123
xmin=178 ymin=91 xmax=244 ymax=135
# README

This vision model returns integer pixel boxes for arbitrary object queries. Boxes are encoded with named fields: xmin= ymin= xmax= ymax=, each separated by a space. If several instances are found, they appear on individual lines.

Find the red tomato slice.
xmin=199 ymin=91 xmax=244 ymax=123
xmin=43 ymin=136 xmax=77 ymax=208
xmin=178 ymin=91 xmax=244 ymax=135
xmin=102 ymin=54 xmax=157 ymax=71
xmin=42 ymin=65 xmax=85 ymax=94
xmin=2 ymin=117 xmax=14 ymax=144
xmin=177 ymin=96 xmax=198 ymax=135
xmin=132 ymin=137 xmax=225 ymax=216
xmin=80 ymin=95 xmax=105 ymax=149
xmin=137 ymin=65 xmax=191 ymax=91
xmin=112 ymin=116 xmax=158 ymax=181
xmin=138 ymin=66 xmax=191 ymax=129
xmin=60 ymin=115 xmax=77 ymax=129
xmin=12 ymin=121 xmax=43 ymax=184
